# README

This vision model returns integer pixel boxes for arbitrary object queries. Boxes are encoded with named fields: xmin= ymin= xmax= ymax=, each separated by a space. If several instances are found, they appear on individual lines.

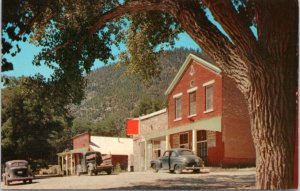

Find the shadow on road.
xmin=104 ymin=174 xmax=256 ymax=190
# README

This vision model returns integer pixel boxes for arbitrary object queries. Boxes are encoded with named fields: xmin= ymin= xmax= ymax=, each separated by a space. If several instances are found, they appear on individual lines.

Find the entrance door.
xmin=197 ymin=130 xmax=208 ymax=164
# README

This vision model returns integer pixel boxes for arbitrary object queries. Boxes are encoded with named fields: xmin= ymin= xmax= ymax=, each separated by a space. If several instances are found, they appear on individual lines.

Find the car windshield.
xmin=10 ymin=162 xmax=27 ymax=167
xmin=179 ymin=150 xmax=194 ymax=155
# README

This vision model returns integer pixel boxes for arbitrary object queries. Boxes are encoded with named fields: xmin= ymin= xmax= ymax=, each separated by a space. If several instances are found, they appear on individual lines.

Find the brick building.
xmin=132 ymin=54 xmax=256 ymax=170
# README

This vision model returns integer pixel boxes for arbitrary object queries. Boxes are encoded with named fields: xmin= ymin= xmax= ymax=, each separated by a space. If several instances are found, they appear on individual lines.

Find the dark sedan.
xmin=150 ymin=148 xmax=204 ymax=174
xmin=2 ymin=160 xmax=34 ymax=185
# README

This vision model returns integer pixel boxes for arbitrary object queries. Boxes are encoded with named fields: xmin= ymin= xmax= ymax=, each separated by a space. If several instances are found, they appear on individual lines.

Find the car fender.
xmin=150 ymin=160 xmax=162 ymax=169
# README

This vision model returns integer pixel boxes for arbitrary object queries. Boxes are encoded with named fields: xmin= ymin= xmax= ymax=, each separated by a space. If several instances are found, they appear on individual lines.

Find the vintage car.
xmin=150 ymin=148 xmax=205 ymax=174
xmin=2 ymin=160 xmax=34 ymax=185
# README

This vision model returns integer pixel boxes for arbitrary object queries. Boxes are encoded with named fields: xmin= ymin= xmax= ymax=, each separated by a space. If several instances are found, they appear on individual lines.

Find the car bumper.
xmin=184 ymin=166 xmax=201 ymax=170
xmin=7 ymin=177 xmax=33 ymax=182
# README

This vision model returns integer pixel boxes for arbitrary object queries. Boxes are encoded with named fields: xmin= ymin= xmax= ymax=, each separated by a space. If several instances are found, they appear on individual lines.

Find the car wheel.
xmin=193 ymin=169 xmax=200 ymax=173
xmin=106 ymin=169 xmax=112 ymax=175
xmin=23 ymin=180 xmax=27 ymax=184
xmin=175 ymin=165 xmax=183 ymax=174
xmin=152 ymin=164 xmax=159 ymax=173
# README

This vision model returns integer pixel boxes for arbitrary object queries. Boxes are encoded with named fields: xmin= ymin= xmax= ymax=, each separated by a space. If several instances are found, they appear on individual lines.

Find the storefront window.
xmin=179 ymin=133 xmax=189 ymax=148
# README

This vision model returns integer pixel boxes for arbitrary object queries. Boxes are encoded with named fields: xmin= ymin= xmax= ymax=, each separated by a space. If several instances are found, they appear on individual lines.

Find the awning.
xmin=144 ymin=116 xmax=222 ymax=140
xmin=57 ymin=147 xmax=89 ymax=156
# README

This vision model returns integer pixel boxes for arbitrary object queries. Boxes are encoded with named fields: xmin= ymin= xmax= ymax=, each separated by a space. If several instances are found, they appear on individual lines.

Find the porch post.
xmin=70 ymin=154 xmax=73 ymax=175
xmin=165 ymin=135 xmax=170 ymax=150
xmin=66 ymin=155 xmax=68 ymax=176
xmin=61 ymin=156 xmax=64 ymax=174
xmin=192 ymin=129 xmax=197 ymax=154
xmin=144 ymin=140 xmax=148 ymax=171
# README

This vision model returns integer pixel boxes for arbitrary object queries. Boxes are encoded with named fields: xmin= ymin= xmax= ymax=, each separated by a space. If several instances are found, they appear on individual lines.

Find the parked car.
xmin=150 ymin=148 xmax=204 ymax=174
xmin=76 ymin=151 xmax=113 ymax=176
xmin=2 ymin=160 xmax=34 ymax=185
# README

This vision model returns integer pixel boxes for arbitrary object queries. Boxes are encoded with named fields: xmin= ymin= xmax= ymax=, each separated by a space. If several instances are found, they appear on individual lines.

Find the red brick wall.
xmin=222 ymin=76 xmax=255 ymax=166
xmin=73 ymin=131 xmax=90 ymax=149
xmin=207 ymin=132 xmax=224 ymax=166
xmin=168 ymin=60 xmax=222 ymax=128
xmin=170 ymin=131 xmax=192 ymax=149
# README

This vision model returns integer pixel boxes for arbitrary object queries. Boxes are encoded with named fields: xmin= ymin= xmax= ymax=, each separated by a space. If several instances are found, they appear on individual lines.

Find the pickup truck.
xmin=150 ymin=148 xmax=205 ymax=174
xmin=76 ymin=151 xmax=113 ymax=176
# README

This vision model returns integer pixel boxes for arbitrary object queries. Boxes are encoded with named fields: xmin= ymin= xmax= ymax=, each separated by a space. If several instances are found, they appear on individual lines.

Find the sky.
xmin=3 ymin=32 xmax=200 ymax=78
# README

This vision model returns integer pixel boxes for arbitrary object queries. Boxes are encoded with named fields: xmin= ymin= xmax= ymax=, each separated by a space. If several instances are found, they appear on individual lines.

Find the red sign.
xmin=127 ymin=119 xmax=139 ymax=135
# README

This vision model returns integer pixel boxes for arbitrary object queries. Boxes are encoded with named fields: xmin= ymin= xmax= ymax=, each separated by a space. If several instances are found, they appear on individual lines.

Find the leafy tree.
xmin=2 ymin=0 xmax=298 ymax=189
xmin=133 ymin=96 xmax=165 ymax=117
xmin=71 ymin=118 xmax=94 ymax=135
xmin=1 ymin=76 xmax=73 ymax=168
xmin=92 ymin=114 xmax=121 ymax=136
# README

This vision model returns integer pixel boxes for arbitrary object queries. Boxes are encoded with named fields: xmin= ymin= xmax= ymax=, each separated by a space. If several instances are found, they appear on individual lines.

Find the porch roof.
xmin=143 ymin=116 xmax=222 ymax=140
xmin=57 ymin=147 xmax=89 ymax=156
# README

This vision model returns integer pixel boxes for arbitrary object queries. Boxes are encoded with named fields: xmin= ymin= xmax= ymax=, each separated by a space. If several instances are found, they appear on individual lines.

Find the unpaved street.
xmin=1 ymin=168 xmax=256 ymax=190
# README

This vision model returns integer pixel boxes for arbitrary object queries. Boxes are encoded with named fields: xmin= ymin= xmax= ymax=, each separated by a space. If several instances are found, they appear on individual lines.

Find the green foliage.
xmin=2 ymin=0 xmax=182 ymax=95
xmin=132 ymin=96 xmax=166 ymax=118
xmin=113 ymin=163 xmax=122 ymax=174
xmin=119 ymin=12 xmax=182 ymax=83
xmin=1 ymin=76 xmax=73 ymax=166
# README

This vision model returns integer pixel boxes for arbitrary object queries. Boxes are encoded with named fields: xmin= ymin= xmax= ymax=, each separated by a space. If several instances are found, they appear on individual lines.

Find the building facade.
xmin=133 ymin=109 xmax=168 ymax=171
xmin=132 ymin=54 xmax=256 ymax=170
xmin=58 ymin=132 xmax=133 ymax=175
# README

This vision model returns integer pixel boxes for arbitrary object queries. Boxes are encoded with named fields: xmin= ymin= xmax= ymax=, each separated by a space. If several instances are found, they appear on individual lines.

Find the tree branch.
xmin=89 ymin=0 xmax=171 ymax=34
xmin=201 ymin=0 xmax=263 ymax=67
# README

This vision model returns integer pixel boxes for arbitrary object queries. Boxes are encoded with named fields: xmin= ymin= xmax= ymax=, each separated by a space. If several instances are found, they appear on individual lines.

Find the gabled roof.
xmin=165 ymin=54 xmax=221 ymax=95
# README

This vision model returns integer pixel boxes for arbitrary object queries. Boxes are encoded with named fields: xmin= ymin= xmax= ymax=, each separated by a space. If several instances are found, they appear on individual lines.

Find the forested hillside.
xmin=71 ymin=48 xmax=210 ymax=136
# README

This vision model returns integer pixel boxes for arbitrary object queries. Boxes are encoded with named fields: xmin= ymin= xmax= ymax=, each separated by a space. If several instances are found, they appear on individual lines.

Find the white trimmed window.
xmin=175 ymin=97 xmax=182 ymax=119
xmin=189 ymin=91 xmax=196 ymax=116
xmin=179 ymin=133 xmax=189 ymax=148
xmin=205 ymin=85 xmax=213 ymax=111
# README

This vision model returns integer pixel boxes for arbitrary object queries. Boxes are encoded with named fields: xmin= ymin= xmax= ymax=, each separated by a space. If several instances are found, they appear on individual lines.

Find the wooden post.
xmin=192 ymin=129 xmax=197 ymax=154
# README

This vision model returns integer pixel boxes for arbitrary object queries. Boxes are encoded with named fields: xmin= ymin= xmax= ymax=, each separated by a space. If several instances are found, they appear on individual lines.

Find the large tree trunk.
xmin=247 ymin=62 xmax=297 ymax=189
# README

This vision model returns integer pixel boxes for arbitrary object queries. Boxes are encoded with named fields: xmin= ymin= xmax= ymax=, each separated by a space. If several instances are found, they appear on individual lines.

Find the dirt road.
xmin=1 ymin=168 xmax=256 ymax=190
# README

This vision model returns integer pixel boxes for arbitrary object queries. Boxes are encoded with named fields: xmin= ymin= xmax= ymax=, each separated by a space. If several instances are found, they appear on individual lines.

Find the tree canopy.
xmin=1 ymin=0 xmax=298 ymax=189
xmin=1 ymin=76 xmax=73 ymax=169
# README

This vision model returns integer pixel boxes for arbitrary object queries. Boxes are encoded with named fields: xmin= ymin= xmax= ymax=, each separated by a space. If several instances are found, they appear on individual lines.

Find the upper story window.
xmin=189 ymin=91 xmax=196 ymax=116
xmin=203 ymin=80 xmax=214 ymax=112
xmin=205 ymin=84 xmax=213 ymax=112
xmin=175 ymin=97 xmax=182 ymax=119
